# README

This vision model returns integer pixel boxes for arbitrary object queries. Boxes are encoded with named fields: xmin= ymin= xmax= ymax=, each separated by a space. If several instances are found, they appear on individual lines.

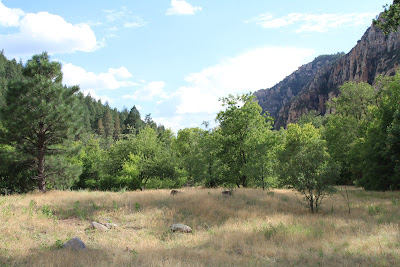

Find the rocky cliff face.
xmin=254 ymin=54 xmax=342 ymax=120
xmin=255 ymin=23 xmax=400 ymax=129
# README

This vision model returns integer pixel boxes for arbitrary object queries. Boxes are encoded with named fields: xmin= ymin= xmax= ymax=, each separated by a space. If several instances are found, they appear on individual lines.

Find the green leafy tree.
xmin=0 ymin=53 xmax=81 ymax=192
xmin=324 ymin=82 xmax=376 ymax=184
xmin=360 ymin=74 xmax=400 ymax=190
xmin=135 ymin=126 xmax=178 ymax=189
xmin=75 ymin=136 xmax=106 ymax=190
xmin=388 ymin=109 xmax=400 ymax=177
xmin=279 ymin=123 xmax=340 ymax=212
xmin=297 ymin=110 xmax=326 ymax=129
xmin=246 ymin=129 xmax=281 ymax=190
xmin=216 ymin=93 xmax=272 ymax=187
xmin=374 ymin=0 xmax=400 ymax=34
xmin=200 ymin=122 xmax=224 ymax=187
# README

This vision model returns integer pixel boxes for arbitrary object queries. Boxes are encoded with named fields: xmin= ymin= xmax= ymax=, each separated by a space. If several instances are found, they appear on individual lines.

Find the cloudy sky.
xmin=0 ymin=0 xmax=384 ymax=132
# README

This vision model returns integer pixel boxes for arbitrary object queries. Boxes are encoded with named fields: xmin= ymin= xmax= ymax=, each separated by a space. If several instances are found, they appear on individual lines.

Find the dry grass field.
xmin=0 ymin=187 xmax=399 ymax=266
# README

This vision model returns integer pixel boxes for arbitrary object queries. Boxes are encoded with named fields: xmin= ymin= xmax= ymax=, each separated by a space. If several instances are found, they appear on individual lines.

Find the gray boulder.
xmin=91 ymin=221 xmax=108 ymax=232
xmin=171 ymin=223 xmax=192 ymax=233
xmin=63 ymin=237 xmax=86 ymax=250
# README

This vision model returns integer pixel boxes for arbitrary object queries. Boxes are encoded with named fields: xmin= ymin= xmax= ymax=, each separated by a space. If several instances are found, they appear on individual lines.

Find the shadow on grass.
xmin=1 ymin=228 xmax=398 ymax=267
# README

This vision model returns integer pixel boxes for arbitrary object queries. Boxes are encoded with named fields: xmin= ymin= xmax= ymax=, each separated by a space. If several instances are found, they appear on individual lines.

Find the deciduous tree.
xmin=279 ymin=123 xmax=340 ymax=212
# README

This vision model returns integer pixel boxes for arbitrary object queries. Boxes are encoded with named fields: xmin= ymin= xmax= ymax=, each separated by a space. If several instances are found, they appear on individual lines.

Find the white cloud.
xmin=103 ymin=7 xmax=147 ymax=29
xmin=83 ymin=89 xmax=113 ymax=104
xmin=166 ymin=0 xmax=202 ymax=16
xmin=109 ymin=67 xmax=133 ymax=79
xmin=124 ymin=18 xmax=147 ymax=29
xmin=104 ymin=7 xmax=129 ymax=22
xmin=153 ymin=114 xmax=215 ymax=133
xmin=170 ymin=46 xmax=315 ymax=115
xmin=0 ymin=0 xmax=24 ymax=27
xmin=0 ymin=0 xmax=25 ymax=27
xmin=251 ymin=12 xmax=376 ymax=32
xmin=62 ymin=63 xmax=137 ymax=91
xmin=123 ymin=81 xmax=167 ymax=101
xmin=0 ymin=11 xmax=99 ymax=56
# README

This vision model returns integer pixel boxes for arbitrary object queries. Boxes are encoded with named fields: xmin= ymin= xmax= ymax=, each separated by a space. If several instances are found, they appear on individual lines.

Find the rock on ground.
xmin=91 ymin=221 xmax=108 ymax=232
xmin=171 ymin=223 xmax=192 ymax=233
xmin=105 ymin=223 xmax=118 ymax=229
xmin=63 ymin=237 xmax=86 ymax=250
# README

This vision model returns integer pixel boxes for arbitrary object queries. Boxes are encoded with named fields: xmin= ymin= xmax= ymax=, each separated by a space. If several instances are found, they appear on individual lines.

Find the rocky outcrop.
xmin=255 ymin=22 xmax=400 ymax=129
xmin=254 ymin=54 xmax=343 ymax=124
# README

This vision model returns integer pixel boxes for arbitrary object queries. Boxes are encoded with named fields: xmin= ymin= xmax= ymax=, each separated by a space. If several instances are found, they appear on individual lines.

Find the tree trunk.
xmin=37 ymin=127 xmax=46 ymax=192
xmin=309 ymin=192 xmax=314 ymax=212
xmin=261 ymin=166 xmax=265 ymax=190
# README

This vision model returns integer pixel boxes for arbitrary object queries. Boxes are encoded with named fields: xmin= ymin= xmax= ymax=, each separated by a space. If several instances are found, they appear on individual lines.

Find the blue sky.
xmin=0 ymin=0 xmax=385 ymax=132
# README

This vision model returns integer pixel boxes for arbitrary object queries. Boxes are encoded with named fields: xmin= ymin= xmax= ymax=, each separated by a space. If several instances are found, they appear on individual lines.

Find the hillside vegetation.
xmin=1 ymin=188 xmax=399 ymax=266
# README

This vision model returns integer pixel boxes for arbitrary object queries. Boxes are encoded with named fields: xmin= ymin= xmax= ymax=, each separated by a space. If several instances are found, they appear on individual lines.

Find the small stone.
xmin=63 ymin=237 xmax=86 ymax=250
xmin=171 ymin=223 xmax=192 ymax=233
xmin=91 ymin=221 xmax=108 ymax=232
xmin=105 ymin=223 xmax=118 ymax=229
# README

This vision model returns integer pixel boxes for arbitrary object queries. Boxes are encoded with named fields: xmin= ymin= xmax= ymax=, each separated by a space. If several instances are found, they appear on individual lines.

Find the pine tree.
xmin=123 ymin=106 xmax=144 ymax=134
xmin=103 ymin=108 xmax=114 ymax=138
xmin=97 ymin=118 xmax=105 ymax=136
xmin=114 ymin=114 xmax=121 ymax=140
xmin=0 ymin=53 xmax=81 ymax=192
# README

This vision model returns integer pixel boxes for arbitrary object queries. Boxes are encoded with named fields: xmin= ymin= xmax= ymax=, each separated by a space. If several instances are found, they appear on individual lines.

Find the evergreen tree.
xmin=144 ymin=113 xmax=157 ymax=130
xmin=0 ymin=52 xmax=81 ymax=192
xmin=114 ymin=113 xmax=121 ymax=140
xmin=103 ymin=108 xmax=114 ymax=138
xmin=97 ymin=118 xmax=105 ymax=136
xmin=124 ymin=106 xmax=144 ymax=134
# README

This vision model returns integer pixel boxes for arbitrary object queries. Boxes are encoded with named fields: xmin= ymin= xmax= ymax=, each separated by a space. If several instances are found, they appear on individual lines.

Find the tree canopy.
xmin=0 ymin=53 xmax=81 ymax=192
xmin=374 ymin=0 xmax=400 ymax=34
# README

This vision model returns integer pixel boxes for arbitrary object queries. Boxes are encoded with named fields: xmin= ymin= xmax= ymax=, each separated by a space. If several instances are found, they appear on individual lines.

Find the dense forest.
xmin=0 ymin=48 xmax=399 ymax=212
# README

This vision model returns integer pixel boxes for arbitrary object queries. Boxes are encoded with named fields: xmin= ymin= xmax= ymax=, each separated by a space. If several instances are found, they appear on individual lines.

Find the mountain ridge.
xmin=255 ymin=22 xmax=400 ymax=129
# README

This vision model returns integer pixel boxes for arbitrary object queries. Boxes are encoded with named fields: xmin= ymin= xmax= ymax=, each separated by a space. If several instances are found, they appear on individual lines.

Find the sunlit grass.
xmin=0 ymin=187 xmax=399 ymax=266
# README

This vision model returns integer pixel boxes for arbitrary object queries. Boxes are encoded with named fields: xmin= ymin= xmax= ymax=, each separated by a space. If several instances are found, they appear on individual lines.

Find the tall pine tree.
xmin=0 ymin=53 xmax=81 ymax=192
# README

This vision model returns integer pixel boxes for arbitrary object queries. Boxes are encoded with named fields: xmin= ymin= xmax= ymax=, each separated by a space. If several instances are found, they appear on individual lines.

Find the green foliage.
xmin=74 ymin=136 xmax=105 ymax=190
xmin=374 ymin=1 xmax=400 ymax=34
xmin=279 ymin=123 xmax=340 ymax=212
xmin=0 ymin=53 xmax=81 ymax=192
xmin=359 ymin=74 xmax=400 ymax=190
xmin=297 ymin=110 xmax=326 ymax=128
xmin=216 ymin=93 xmax=274 ymax=187
xmin=324 ymin=82 xmax=376 ymax=185
xmin=123 ymin=106 xmax=144 ymax=134
xmin=175 ymin=127 xmax=223 ymax=186
xmin=0 ymin=144 xmax=36 ymax=194
xmin=41 ymin=204 xmax=58 ymax=221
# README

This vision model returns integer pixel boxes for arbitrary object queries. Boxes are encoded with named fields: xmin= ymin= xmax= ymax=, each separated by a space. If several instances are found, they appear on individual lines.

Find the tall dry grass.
xmin=0 ymin=187 xmax=399 ymax=266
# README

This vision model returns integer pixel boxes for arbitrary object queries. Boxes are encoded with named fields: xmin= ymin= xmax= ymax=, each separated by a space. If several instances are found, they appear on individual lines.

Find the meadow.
xmin=0 ymin=187 xmax=399 ymax=266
